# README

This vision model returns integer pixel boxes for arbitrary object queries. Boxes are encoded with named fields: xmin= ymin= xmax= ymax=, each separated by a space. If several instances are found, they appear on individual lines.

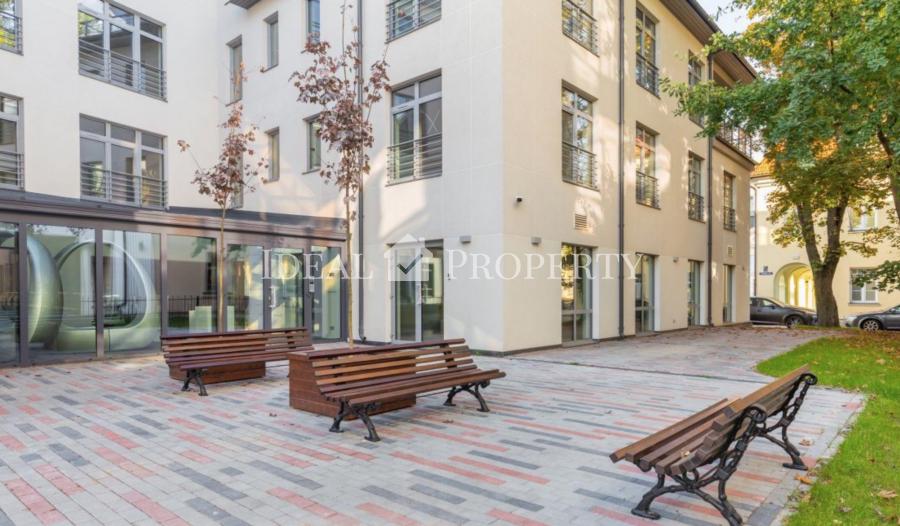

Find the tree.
xmin=291 ymin=2 xmax=390 ymax=347
xmin=178 ymin=101 xmax=264 ymax=332
xmin=663 ymin=0 xmax=899 ymax=325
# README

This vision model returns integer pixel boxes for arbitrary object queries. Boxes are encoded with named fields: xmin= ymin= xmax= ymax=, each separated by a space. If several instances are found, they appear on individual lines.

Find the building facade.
xmin=0 ymin=0 xmax=754 ymax=365
xmin=751 ymin=175 xmax=900 ymax=320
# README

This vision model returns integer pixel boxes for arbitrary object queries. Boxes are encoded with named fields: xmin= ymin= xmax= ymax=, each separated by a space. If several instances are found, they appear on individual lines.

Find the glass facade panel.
xmin=166 ymin=235 xmax=217 ymax=334
xmin=270 ymin=248 xmax=304 ymax=329
xmin=27 ymin=225 xmax=97 ymax=361
xmin=635 ymin=253 xmax=655 ymax=333
xmin=225 ymin=244 xmax=264 ymax=331
xmin=561 ymin=244 xmax=592 ymax=342
xmin=102 ymin=230 xmax=160 ymax=353
xmin=312 ymin=246 xmax=341 ymax=339
xmin=421 ymin=245 xmax=443 ymax=341
xmin=0 ymin=223 xmax=17 ymax=365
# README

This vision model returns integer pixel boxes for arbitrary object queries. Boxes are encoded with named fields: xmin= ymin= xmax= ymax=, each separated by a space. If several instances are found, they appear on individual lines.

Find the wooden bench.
xmin=610 ymin=366 xmax=817 ymax=525
xmin=298 ymin=339 xmax=506 ymax=442
xmin=163 ymin=328 xmax=312 ymax=396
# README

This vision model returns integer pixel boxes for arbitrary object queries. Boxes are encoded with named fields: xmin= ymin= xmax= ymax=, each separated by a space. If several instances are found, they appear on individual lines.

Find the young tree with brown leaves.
xmin=291 ymin=3 xmax=390 ymax=346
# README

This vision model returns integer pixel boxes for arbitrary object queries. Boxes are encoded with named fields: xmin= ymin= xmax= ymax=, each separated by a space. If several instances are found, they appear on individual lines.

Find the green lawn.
xmin=756 ymin=332 xmax=900 ymax=525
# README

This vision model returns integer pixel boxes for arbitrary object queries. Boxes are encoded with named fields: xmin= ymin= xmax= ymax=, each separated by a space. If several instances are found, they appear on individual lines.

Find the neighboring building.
xmin=751 ymin=175 xmax=900 ymax=320
xmin=0 ymin=0 xmax=755 ymax=366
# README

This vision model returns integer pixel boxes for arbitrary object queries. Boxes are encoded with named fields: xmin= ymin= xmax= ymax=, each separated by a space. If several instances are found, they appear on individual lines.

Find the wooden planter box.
xmin=287 ymin=350 xmax=415 ymax=418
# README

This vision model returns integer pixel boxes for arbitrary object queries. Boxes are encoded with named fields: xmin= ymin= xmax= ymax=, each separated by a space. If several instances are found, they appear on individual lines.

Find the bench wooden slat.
xmin=313 ymin=350 xmax=472 ymax=377
xmin=306 ymin=339 xmax=465 ymax=359
xmin=311 ymin=346 xmax=470 ymax=368
xmin=162 ymin=328 xmax=308 ymax=342
xmin=165 ymin=341 xmax=308 ymax=360
xmin=319 ymin=365 xmax=480 ymax=395
xmin=316 ymin=358 xmax=476 ymax=385
xmin=348 ymin=370 xmax=506 ymax=406
xmin=721 ymin=365 xmax=809 ymax=419
xmin=325 ymin=367 xmax=484 ymax=399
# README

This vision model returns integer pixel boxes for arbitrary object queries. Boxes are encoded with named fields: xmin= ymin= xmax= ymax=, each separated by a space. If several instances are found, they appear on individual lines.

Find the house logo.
xmin=388 ymin=234 xmax=433 ymax=283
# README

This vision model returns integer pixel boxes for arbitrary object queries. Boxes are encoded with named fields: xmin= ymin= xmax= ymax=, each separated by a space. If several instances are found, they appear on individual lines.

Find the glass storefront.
xmin=226 ymin=244 xmax=264 ymax=331
xmin=167 ymin=235 xmax=218 ymax=335
xmin=103 ymin=230 xmax=160 ymax=353
xmin=270 ymin=247 xmax=304 ymax=330
xmin=0 ymin=223 xmax=17 ymax=365
xmin=311 ymin=245 xmax=342 ymax=339
xmin=561 ymin=244 xmax=592 ymax=343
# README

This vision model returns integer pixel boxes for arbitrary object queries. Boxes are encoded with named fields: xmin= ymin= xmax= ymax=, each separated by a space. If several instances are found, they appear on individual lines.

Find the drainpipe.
xmin=706 ymin=54 xmax=714 ymax=326
xmin=617 ymin=0 xmax=625 ymax=339
xmin=356 ymin=0 xmax=366 ymax=342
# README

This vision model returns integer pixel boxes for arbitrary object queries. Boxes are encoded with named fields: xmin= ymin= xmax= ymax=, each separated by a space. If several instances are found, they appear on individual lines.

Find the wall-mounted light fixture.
xmin=459 ymin=235 xmax=472 ymax=244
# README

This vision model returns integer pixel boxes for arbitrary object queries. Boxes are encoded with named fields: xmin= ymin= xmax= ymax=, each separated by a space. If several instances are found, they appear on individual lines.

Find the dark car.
xmin=750 ymin=297 xmax=817 ymax=328
xmin=844 ymin=305 xmax=900 ymax=331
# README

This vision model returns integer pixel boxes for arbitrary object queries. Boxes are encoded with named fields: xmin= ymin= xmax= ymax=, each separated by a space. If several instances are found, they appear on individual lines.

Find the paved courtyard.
xmin=0 ymin=328 xmax=862 ymax=526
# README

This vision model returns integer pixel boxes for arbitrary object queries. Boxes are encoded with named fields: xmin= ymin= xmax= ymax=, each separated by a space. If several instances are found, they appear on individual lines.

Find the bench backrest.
xmin=305 ymin=339 xmax=472 ymax=395
xmin=162 ymin=328 xmax=311 ymax=365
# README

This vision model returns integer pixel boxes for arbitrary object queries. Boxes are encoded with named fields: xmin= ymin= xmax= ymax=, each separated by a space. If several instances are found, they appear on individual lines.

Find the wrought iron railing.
xmin=636 ymin=171 xmax=659 ymax=208
xmin=636 ymin=54 xmax=659 ymax=95
xmin=688 ymin=192 xmax=704 ymax=221
xmin=562 ymin=142 xmax=597 ymax=187
xmin=562 ymin=0 xmax=597 ymax=54
xmin=80 ymin=163 xmax=167 ymax=208
xmin=0 ymin=10 xmax=21 ymax=53
xmin=0 ymin=151 xmax=22 ymax=188
xmin=388 ymin=134 xmax=442 ymax=182
xmin=717 ymin=125 xmax=754 ymax=159
xmin=78 ymin=41 xmax=167 ymax=100
xmin=386 ymin=0 xmax=441 ymax=41
xmin=724 ymin=206 xmax=737 ymax=231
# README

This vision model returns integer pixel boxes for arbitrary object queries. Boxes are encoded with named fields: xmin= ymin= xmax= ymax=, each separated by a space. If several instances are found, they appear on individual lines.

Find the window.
xmin=79 ymin=115 xmax=166 ymax=208
xmin=635 ymin=253 xmax=655 ymax=333
xmin=562 ymin=0 xmax=597 ymax=53
xmin=266 ymin=128 xmax=280 ymax=182
xmin=562 ymin=87 xmax=596 ymax=187
xmin=688 ymin=52 xmax=704 ymax=124
xmin=723 ymin=264 xmax=735 ymax=322
xmin=688 ymin=153 xmax=704 ymax=221
xmin=0 ymin=94 xmax=22 ymax=188
xmin=389 ymin=75 xmax=442 ymax=182
xmin=77 ymin=1 xmax=165 ymax=99
xmin=307 ymin=118 xmax=322 ymax=171
xmin=635 ymin=6 xmax=658 ymax=94
xmin=849 ymin=210 xmax=875 ymax=231
xmin=265 ymin=13 xmax=278 ymax=69
xmin=387 ymin=0 xmax=442 ymax=41
xmin=0 ymin=0 xmax=21 ymax=53
xmin=850 ymin=269 xmax=877 ymax=303
xmin=306 ymin=0 xmax=320 ymax=42
xmin=724 ymin=172 xmax=736 ymax=231
xmin=562 ymin=244 xmax=592 ymax=343
xmin=688 ymin=260 xmax=702 ymax=326
xmin=228 ymin=38 xmax=243 ymax=102
xmin=635 ymin=125 xmax=658 ymax=207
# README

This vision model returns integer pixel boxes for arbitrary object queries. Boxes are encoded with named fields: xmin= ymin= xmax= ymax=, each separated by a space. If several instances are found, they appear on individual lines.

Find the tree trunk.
xmin=812 ymin=267 xmax=840 ymax=326
xmin=796 ymin=202 xmax=846 ymax=327
xmin=344 ymin=192 xmax=354 ymax=348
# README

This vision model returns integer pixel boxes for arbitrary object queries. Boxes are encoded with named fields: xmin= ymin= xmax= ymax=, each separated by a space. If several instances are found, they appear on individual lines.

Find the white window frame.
xmin=305 ymin=117 xmax=321 ymax=171
xmin=306 ymin=0 xmax=320 ymax=42
xmin=389 ymin=74 xmax=442 ymax=181
xmin=265 ymin=12 xmax=278 ymax=70
xmin=266 ymin=128 xmax=279 ymax=182
xmin=688 ymin=52 xmax=704 ymax=124
xmin=850 ymin=269 xmax=878 ymax=303
xmin=0 ymin=93 xmax=23 ymax=188
xmin=228 ymin=37 xmax=243 ymax=103
xmin=849 ymin=210 xmax=875 ymax=231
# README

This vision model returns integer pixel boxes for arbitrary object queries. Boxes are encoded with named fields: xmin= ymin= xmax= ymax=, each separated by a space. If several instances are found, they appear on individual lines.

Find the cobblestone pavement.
xmin=0 ymin=329 xmax=862 ymax=526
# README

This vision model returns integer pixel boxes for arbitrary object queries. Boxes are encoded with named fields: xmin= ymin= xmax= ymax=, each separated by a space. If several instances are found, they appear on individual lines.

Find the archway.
xmin=774 ymin=263 xmax=815 ymax=309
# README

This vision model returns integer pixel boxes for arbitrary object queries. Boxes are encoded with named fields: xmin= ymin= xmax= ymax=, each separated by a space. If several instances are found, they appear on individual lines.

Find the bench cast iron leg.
xmin=181 ymin=373 xmax=192 ymax=392
xmin=632 ymin=473 xmax=683 ymax=520
xmin=352 ymin=403 xmax=380 ymax=442
xmin=444 ymin=382 xmax=491 ymax=412
xmin=330 ymin=401 xmax=350 ymax=433
xmin=193 ymin=370 xmax=208 ymax=397
xmin=443 ymin=386 xmax=462 ymax=407
xmin=762 ymin=373 xmax=817 ymax=470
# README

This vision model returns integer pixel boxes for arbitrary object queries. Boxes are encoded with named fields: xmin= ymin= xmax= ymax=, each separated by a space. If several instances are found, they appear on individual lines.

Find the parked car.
xmin=844 ymin=305 xmax=900 ymax=331
xmin=750 ymin=297 xmax=817 ymax=328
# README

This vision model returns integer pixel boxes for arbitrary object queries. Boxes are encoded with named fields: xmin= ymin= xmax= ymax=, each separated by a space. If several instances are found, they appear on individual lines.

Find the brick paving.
xmin=0 ymin=328 xmax=862 ymax=525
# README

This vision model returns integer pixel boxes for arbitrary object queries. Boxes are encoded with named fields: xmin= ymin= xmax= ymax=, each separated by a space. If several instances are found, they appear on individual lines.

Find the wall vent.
xmin=574 ymin=213 xmax=589 ymax=231
xmin=726 ymin=245 xmax=735 ymax=258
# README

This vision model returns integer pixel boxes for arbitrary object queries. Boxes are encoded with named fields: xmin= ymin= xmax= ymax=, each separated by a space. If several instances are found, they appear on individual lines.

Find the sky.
xmin=696 ymin=0 xmax=750 ymax=34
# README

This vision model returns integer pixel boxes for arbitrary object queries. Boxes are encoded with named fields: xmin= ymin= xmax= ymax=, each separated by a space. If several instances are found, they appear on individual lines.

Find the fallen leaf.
xmin=876 ymin=358 xmax=887 ymax=365
xmin=877 ymin=490 xmax=897 ymax=499
xmin=839 ymin=506 xmax=852 ymax=513
xmin=796 ymin=475 xmax=814 ymax=485
xmin=800 ymin=438 xmax=814 ymax=446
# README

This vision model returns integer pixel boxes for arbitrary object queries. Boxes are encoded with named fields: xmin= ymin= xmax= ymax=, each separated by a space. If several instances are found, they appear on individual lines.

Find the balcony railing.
xmin=636 ymin=54 xmax=659 ymax=95
xmin=562 ymin=0 xmax=597 ymax=54
xmin=724 ymin=206 xmax=737 ymax=231
xmin=636 ymin=171 xmax=659 ymax=208
xmin=80 ymin=163 xmax=166 ymax=208
xmin=386 ymin=0 xmax=441 ymax=41
xmin=0 ymin=10 xmax=21 ymax=53
xmin=562 ymin=143 xmax=597 ymax=187
xmin=688 ymin=192 xmax=704 ymax=221
xmin=0 ymin=151 xmax=23 ymax=188
xmin=717 ymin=125 xmax=754 ymax=159
xmin=79 ymin=41 xmax=167 ymax=100
xmin=388 ymin=134 xmax=442 ymax=182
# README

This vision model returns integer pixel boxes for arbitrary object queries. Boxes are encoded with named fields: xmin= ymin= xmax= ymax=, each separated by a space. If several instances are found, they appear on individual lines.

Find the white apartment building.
xmin=0 ymin=0 xmax=755 ymax=365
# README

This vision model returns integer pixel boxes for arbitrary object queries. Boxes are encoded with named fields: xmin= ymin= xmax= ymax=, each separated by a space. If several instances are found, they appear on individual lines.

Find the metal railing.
xmin=386 ymin=0 xmax=441 ymax=41
xmin=717 ymin=125 xmax=754 ymax=159
xmin=636 ymin=54 xmax=659 ymax=95
xmin=80 ymin=163 xmax=167 ymax=208
xmin=388 ymin=134 xmax=442 ymax=182
xmin=688 ymin=192 xmax=704 ymax=221
xmin=0 ymin=151 xmax=22 ymax=188
xmin=636 ymin=171 xmax=659 ymax=208
xmin=562 ymin=0 xmax=597 ymax=54
xmin=724 ymin=206 xmax=737 ymax=231
xmin=78 ymin=41 xmax=167 ymax=100
xmin=0 ymin=10 xmax=21 ymax=53
xmin=562 ymin=143 xmax=597 ymax=187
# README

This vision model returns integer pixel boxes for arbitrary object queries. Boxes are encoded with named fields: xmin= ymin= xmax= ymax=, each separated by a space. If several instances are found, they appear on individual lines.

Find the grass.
xmin=756 ymin=332 xmax=900 ymax=525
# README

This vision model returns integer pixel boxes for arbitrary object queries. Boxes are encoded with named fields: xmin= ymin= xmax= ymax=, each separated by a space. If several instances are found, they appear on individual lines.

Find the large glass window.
xmin=562 ymin=244 xmax=592 ymax=343
xmin=635 ymin=253 xmax=655 ymax=333
xmin=389 ymin=75 xmax=442 ymax=182
xmin=229 ymin=38 xmax=243 ymax=102
xmin=270 ymin=248 xmax=305 ymax=329
xmin=688 ymin=153 xmax=704 ymax=221
xmin=265 ymin=13 xmax=279 ymax=69
xmin=80 ymin=116 xmax=166 ymax=208
xmin=311 ymin=246 xmax=341 ymax=339
xmin=562 ymin=88 xmax=596 ymax=187
xmin=102 ymin=230 xmax=160 ymax=353
xmin=635 ymin=7 xmax=658 ymax=94
xmin=77 ymin=0 xmax=165 ymax=99
xmin=27 ymin=225 xmax=97 ymax=362
xmin=166 ymin=235 xmax=217 ymax=334
xmin=688 ymin=260 xmax=702 ymax=326
xmin=850 ymin=269 xmax=878 ymax=303
xmin=635 ymin=125 xmax=658 ymax=207
xmin=225 ymin=244 xmax=264 ymax=331
xmin=0 ymin=223 xmax=17 ymax=365
xmin=0 ymin=94 xmax=22 ymax=187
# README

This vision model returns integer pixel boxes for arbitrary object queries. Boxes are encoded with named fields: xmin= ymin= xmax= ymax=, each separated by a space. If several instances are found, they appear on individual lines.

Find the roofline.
xmin=666 ymin=0 xmax=758 ymax=81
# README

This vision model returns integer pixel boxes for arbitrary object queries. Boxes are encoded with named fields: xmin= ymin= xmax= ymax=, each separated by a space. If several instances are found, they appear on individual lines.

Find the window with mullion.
xmin=688 ymin=52 xmax=704 ymax=124
xmin=723 ymin=172 xmax=736 ymax=230
xmin=635 ymin=6 xmax=657 ymax=93
xmin=635 ymin=125 xmax=658 ymax=207
xmin=0 ymin=94 xmax=22 ymax=187
xmin=688 ymin=153 xmax=703 ymax=221
xmin=389 ymin=75 xmax=442 ymax=182
xmin=265 ymin=13 xmax=279 ymax=69
xmin=850 ymin=269 xmax=877 ymax=303
xmin=562 ymin=88 xmax=595 ymax=187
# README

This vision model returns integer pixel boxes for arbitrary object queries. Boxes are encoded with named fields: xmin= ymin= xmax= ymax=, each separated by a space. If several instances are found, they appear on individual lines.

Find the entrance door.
xmin=635 ymin=253 xmax=655 ymax=333
xmin=269 ymin=247 xmax=305 ymax=330
xmin=393 ymin=242 xmax=443 ymax=342
xmin=688 ymin=260 xmax=701 ymax=326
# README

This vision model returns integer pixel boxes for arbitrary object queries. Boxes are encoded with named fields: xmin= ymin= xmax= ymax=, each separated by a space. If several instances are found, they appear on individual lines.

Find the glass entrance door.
xmin=635 ymin=253 xmax=655 ymax=334
xmin=269 ymin=247 xmax=304 ymax=330
xmin=393 ymin=242 xmax=443 ymax=342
